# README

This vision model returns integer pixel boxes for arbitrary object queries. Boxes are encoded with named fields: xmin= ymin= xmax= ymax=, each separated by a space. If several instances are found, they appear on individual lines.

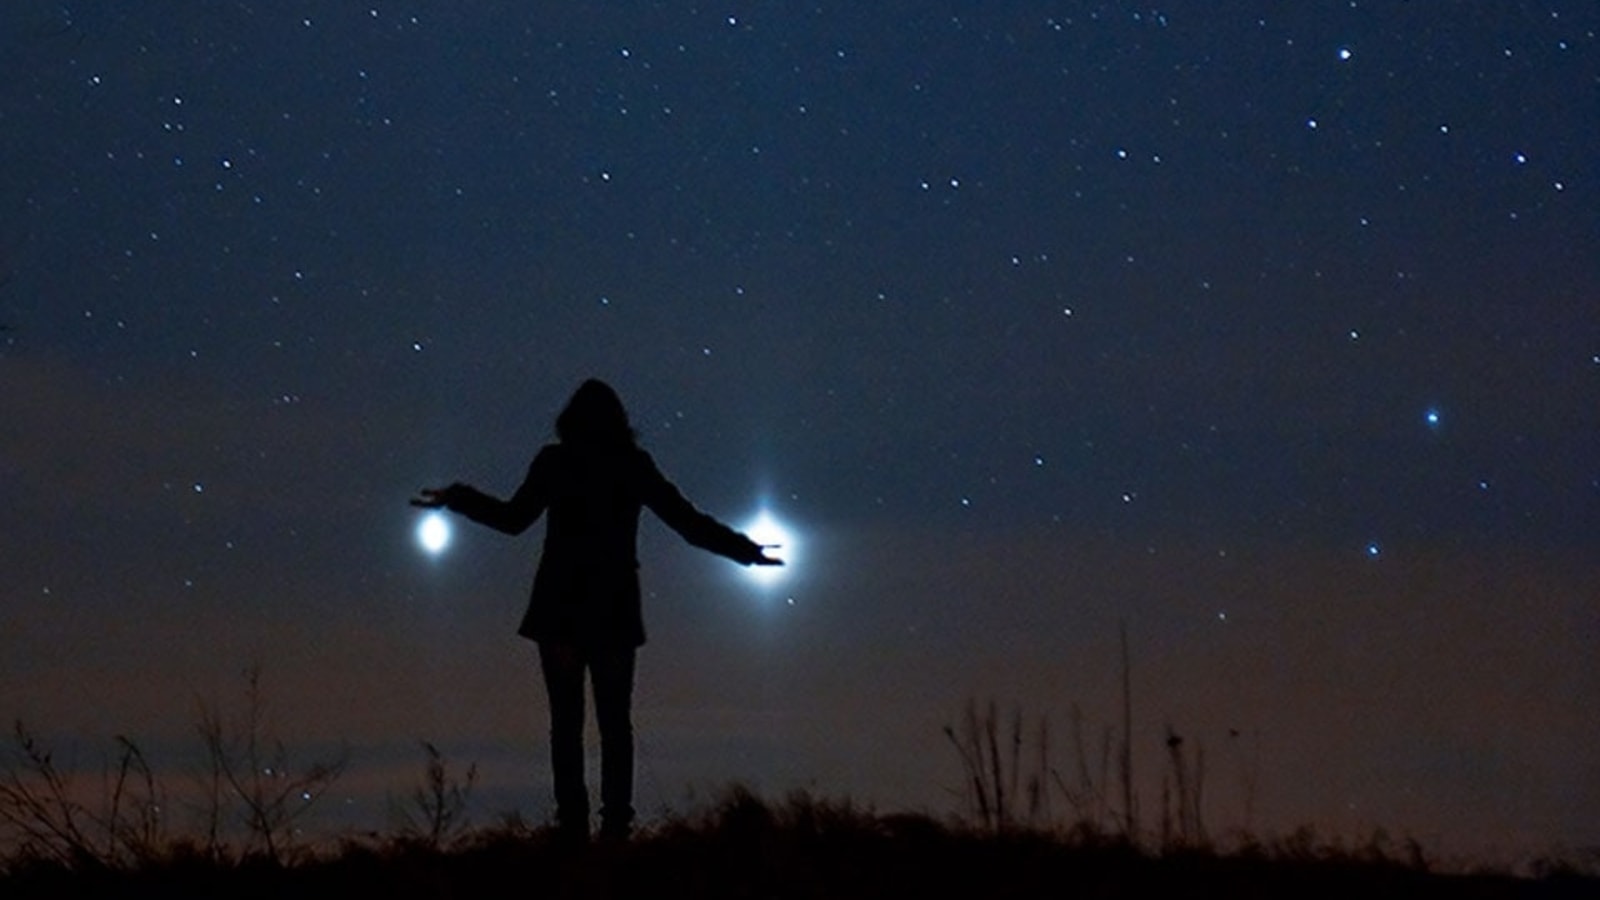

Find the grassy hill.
xmin=3 ymin=787 xmax=1593 ymax=900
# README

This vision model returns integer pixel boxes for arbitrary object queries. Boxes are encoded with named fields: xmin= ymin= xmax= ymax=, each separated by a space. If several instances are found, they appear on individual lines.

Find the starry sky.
xmin=1 ymin=2 xmax=1595 ymax=863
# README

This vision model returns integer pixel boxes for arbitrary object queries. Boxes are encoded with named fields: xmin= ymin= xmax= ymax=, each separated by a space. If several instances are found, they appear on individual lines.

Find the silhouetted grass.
xmin=2 ymin=785 xmax=1595 ymax=899
xmin=4 ymin=666 xmax=1594 ymax=897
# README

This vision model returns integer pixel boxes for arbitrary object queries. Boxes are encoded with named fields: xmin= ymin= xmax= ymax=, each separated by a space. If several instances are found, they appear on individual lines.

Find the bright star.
xmin=417 ymin=512 xmax=451 ymax=555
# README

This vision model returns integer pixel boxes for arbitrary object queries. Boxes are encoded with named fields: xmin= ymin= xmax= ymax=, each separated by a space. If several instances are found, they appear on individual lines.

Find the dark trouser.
xmin=537 ymin=642 xmax=637 ymax=837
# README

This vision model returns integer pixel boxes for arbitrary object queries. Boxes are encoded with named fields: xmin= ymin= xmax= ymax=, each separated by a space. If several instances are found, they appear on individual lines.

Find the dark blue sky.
xmin=2 ymin=2 xmax=1595 ymax=862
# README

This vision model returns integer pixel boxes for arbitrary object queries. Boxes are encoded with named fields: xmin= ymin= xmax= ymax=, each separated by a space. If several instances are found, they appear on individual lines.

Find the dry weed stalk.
xmin=944 ymin=696 xmax=1133 ymax=839
xmin=945 ymin=621 xmax=1241 ymax=849
xmin=1160 ymin=725 xmax=1207 ymax=849
xmin=0 ymin=722 xmax=165 ymax=868
xmin=389 ymin=741 xmax=478 ymax=848
xmin=195 ymin=665 xmax=347 ymax=863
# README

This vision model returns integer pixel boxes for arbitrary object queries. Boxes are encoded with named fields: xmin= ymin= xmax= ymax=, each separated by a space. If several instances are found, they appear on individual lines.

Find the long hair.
xmin=555 ymin=378 xmax=636 ymax=449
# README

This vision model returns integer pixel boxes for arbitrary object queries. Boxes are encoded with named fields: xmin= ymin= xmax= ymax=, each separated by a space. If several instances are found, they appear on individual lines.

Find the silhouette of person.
xmin=412 ymin=378 xmax=780 ymax=842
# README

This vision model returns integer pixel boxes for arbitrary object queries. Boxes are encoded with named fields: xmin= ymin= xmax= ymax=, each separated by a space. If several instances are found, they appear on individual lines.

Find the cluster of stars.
xmin=5 ymin=3 xmax=1590 ymax=634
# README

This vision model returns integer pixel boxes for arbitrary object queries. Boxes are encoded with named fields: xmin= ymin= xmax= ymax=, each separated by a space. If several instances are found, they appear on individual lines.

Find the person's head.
xmin=555 ymin=378 xmax=635 ymax=448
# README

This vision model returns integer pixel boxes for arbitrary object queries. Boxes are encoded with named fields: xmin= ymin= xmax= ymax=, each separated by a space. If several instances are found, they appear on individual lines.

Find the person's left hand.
xmin=752 ymin=544 xmax=784 ymax=566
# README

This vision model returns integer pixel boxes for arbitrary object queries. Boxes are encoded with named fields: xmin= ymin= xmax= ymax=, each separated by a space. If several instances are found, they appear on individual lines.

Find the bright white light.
xmin=417 ymin=512 xmax=451 ymax=555
xmin=742 ymin=509 xmax=794 ymax=586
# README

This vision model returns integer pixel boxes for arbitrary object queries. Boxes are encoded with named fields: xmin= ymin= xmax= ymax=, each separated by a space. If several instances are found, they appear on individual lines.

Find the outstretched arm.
xmin=640 ymin=453 xmax=782 ymax=566
xmin=411 ymin=452 xmax=552 ymax=536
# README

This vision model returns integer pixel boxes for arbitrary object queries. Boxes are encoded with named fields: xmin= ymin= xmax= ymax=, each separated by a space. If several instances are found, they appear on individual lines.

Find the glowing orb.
xmin=417 ymin=511 xmax=451 ymax=555
xmin=742 ymin=509 xmax=794 ymax=586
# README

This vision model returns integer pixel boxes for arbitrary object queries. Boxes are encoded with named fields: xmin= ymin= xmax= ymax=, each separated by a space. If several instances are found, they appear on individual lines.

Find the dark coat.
xmin=445 ymin=442 xmax=763 ymax=648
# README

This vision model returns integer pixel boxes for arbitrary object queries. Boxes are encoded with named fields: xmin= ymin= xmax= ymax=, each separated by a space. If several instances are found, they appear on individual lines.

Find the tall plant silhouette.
xmin=195 ymin=666 xmax=346 ymax=863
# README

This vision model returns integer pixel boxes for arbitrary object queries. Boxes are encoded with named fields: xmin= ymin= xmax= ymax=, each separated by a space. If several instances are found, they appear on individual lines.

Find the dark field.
xmin=3 ymin=788 xmax=1594 ymax=900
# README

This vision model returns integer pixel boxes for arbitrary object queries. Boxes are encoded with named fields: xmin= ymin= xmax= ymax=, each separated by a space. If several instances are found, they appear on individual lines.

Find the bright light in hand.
xmin=742 ymin=509 xmax=794 ymax=586
xmin=417 ymin=511 xmax=451 ymax=555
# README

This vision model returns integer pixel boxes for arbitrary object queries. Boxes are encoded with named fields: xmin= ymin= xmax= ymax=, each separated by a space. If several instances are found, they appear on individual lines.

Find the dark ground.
xmin=2 ymin=790 xmax=1594 ymax=900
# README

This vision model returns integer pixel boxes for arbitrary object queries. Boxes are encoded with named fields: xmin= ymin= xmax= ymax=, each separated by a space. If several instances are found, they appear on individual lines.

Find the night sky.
xmin=2 ymin=2 xmax=1595 ymax=862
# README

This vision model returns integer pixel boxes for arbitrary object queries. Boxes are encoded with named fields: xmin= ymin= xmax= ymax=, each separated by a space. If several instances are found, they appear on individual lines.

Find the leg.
xmin=538 ymin=641 xmax=589 ymax=837
xmin=590 ymin=645 xmax=638 ymax=838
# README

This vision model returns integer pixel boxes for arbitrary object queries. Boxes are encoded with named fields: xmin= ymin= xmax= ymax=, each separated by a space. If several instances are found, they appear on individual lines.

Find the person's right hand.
xmin=409 ymin=485 xmax=457 ymax=508
xmin=752 ymin=544 xmax=784 ymax=566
